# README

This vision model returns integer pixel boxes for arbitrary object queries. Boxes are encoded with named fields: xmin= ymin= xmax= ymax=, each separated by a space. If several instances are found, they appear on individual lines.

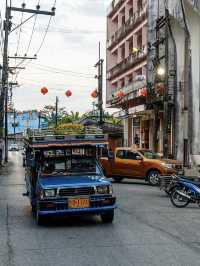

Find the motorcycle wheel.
xmin=170 ymin=186 xmax=190 ymax=208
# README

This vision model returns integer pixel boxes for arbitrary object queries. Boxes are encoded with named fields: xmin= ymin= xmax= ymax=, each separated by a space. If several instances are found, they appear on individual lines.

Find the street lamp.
xmin=157 ymin=65 xmax=165 ymax=76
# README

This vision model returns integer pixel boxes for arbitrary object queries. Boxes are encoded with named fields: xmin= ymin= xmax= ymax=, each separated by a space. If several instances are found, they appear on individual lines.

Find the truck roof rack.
xmin=24 ymin=128 xmax=108 ymax=149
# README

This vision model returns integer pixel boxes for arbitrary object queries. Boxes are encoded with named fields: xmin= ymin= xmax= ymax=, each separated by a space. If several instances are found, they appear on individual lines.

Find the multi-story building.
xmin=106 ymin=0 xmax=154 ymax=149
xmin=147 ymin=0 xmax=200 ymax=167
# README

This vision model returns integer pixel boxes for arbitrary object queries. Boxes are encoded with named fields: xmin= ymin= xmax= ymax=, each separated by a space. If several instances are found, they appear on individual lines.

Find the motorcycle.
xmin=170 ymin=178 xmax=200 ymax=208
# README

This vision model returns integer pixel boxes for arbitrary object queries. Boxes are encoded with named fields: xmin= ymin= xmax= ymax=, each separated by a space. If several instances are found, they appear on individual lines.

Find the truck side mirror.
xmin=108 ymin=151 xmax=114 ymax=159
xmin=136 ymin=155 xmax=143 ymax=161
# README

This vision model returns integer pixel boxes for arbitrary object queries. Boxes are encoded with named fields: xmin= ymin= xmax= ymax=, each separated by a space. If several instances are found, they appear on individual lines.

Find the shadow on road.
xmin=112 ymin=179 xmax=151 ymax=186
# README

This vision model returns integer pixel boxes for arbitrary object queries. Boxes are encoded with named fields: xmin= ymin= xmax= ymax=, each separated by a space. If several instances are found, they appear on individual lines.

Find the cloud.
xmin=0 ymin=0 xmax=110 ymax=113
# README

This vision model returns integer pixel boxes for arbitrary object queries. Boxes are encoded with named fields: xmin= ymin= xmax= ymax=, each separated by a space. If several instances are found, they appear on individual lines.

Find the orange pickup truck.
xmin=100 ymin=148 xmax=184 ymax=185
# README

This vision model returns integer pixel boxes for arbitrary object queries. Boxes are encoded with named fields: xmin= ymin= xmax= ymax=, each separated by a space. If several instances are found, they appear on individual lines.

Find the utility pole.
xmin=13 ymin=109 xmax=16 ymax=139
xmin=95 ymin=42 xmax=104 ymax=125
xmin=1 ymin=0 xmax=10 ymax=162
xmin=0 ymin=1 xmax=55 ymax=162
xmin=55 ymin=96 xmax=58 ymax=128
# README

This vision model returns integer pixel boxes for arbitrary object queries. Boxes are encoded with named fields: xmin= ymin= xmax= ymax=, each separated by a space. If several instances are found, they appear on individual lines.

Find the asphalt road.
xmin=1 ymin=152 xmax=200 ymax=266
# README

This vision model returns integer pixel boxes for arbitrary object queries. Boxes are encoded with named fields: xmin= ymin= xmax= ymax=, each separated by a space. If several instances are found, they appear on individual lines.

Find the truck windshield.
xmin=41 ymin=157 xmax=101 ymax=176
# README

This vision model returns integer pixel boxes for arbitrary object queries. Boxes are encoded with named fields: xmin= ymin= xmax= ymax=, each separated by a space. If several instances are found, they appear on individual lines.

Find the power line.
xmin=35 ymin=0 xmax=56 ymax=55
xmin=19 ymin=77 xmax=95 ymax=88
xmin=30 ymin=64 xmax=95 ymax=79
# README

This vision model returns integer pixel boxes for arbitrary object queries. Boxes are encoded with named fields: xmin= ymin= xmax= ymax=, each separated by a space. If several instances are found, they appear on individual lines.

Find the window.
xmin=42 ymin=157 xmax=100 ymax=176
xmin=129 ymin=7 xmax=133 ymax=17
xmin=129 ymin=40 xmax=133 ymax=55
xmin=116 ymin=150 xmax=140 ymax=160
xmin=137 ymin=30 xmax=143 ymax=49
xmin=116 ymin=150 xmax=124 ymax=159
xmin=122 ymin=15 xmax=125 ymax=25
xmin=124 ymin=151 xmax=139 ymax=160
xmin=121 ymin=45 xmax=125 ymax=59
xmin=137 ymin=0 xmax=143 ymax=11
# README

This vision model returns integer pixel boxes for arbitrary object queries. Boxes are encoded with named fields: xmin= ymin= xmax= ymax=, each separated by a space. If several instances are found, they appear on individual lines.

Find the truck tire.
xmin=112 ymin=176 xmax=124 ymax=183
xmin=147 ymin=170 xmax=160 ymax=186
xmin=101 ymin=210 xmax=114 ymax=223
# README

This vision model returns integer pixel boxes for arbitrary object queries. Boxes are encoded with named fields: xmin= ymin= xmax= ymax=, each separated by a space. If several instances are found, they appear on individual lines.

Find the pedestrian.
xmin=134 ymin=134 xmax=140 ymax=148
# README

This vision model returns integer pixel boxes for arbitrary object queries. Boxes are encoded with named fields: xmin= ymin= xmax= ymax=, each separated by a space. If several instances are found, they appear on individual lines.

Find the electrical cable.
xmin=15 ymin=0 xmax=56 ymax=78
xmin=13 ymin=2 xmax=26 ymax=82
xmin=30 ymin=64 xmax=95 ymax=79
xmin=35 ymin=0 xmax=56 ymax=55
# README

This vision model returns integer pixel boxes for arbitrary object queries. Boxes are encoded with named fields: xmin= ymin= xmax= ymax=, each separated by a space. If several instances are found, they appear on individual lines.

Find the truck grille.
xmin=59 ymin=187 xmax=95 ymax=197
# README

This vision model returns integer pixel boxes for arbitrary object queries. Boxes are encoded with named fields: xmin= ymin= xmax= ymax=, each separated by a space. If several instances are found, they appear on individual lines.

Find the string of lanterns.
xmin=40 ymin=87 xmax=72 ymax=97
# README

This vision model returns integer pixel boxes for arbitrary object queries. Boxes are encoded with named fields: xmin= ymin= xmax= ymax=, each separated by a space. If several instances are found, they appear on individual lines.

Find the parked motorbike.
xmin=170 ymin=178 xmax=200 ymax=208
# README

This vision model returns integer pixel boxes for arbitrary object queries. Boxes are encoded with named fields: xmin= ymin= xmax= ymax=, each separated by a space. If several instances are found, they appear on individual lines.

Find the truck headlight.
xmin=44 ymin=189 xmax=56 ymax=197
xmin=161 ymin=163 xmax=174 ymax=169
xmin=96 ymin=185 xmax=112 ymax=194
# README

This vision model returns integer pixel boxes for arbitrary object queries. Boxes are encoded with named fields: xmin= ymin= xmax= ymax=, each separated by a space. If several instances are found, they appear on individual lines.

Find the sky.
xmin=0 ymin=0 xmax=111 ymax=113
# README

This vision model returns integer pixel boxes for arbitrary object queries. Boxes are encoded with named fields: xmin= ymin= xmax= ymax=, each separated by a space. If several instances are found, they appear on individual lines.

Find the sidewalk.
xmin=184 ymin=166 xmax=200 ymax=177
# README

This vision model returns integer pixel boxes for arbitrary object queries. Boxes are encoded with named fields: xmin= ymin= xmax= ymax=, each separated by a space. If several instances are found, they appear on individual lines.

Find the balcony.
xmin=107 ymin=46 xmax=147 ymax=80
xmin=107 ymin=0 xmax=125 ymax=17
xmin=107 ymin=3 xmax=147 ymax=50
xmin=107 ymin=77 xmax=147 ymax=107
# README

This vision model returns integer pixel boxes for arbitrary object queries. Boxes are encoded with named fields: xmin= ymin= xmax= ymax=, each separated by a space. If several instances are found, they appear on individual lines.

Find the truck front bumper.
xmin=37 ymin=196 xmax=117 ymax=217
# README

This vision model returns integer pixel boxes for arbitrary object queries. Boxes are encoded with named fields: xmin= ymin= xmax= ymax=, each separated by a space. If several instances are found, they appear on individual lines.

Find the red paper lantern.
xmin=91 ymin=89 xmax=98 ymax=98
xmin=41 ymin=87 xmax=48 ymax=95
xmin=138 ymin=88 xmax=147 ymax=97
xmin=116 ymin=91 xmax=125 ymax=98
xmin=65 ymin=90 xmax=72 ymax=97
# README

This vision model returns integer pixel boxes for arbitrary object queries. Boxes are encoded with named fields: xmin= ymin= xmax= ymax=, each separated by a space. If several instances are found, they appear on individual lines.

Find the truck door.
xmin=115 ymin=150 xmax=143 ymax=177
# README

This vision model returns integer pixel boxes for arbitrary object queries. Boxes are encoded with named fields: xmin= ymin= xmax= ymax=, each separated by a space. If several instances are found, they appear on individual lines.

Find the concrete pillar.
xmin=184 ymin=1 xmax=200 ymax=163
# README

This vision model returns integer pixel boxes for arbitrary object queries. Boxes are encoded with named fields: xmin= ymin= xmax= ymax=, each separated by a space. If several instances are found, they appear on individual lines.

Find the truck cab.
xmin=100 ymin=148 xmax=183 ymax=185
xmin=24 ymin=131 xmax=116 ymax=225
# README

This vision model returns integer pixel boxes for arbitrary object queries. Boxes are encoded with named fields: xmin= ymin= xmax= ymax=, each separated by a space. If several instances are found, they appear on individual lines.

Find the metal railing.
xmin=107 ymin=78 xmax=147 ymax=106
xmin=107 ymin=2 xmax=148 ymax=50
xmin=107 ymin=46 xmax=147 ymax=80
xmin=107 ymin=0 xmax=125 ymax=16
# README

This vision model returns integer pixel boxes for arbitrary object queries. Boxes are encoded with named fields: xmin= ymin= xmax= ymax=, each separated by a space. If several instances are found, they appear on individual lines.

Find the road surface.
xmin=0 ymin=152 xmax=200 ymax=266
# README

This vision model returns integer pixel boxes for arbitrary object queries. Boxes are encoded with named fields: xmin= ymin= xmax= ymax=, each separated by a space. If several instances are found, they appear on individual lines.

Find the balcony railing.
xmin=107 ymin=78 xmax=147 ymax=106
xmin=107 ymin=2 xmax=148 ymax=50
xmin=107 ymin=0 xmax=125 ymax=17
xmin=107 ymin=46 xmax=147 ymax=80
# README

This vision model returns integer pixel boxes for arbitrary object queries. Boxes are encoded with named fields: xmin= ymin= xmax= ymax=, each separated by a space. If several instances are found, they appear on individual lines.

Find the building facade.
xmin=107 ymin=0 xmax=200 ymax=165
xmin=106 ymin=0 xmax=155 ymax=150
xmin=147 ymin=0 xmax=200 ymax=166
xmin=7 ymin=110 xmax=48 ymax=135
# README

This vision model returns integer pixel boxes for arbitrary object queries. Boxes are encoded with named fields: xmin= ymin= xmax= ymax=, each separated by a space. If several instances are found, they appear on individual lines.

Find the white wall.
xmin=170 ymin=18 xmax=185 ymax=161
xmin=184 ymin=0 xmax=200 ymax=161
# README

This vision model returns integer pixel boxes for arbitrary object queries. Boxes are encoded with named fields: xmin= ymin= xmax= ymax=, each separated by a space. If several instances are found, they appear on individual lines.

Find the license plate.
xmin=68 ymin=198 xmax=90 ymax=209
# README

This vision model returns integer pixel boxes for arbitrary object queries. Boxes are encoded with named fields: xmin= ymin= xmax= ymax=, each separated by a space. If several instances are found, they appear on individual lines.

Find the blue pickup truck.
xmin=23 ymin=131 xmax=116 ymax=225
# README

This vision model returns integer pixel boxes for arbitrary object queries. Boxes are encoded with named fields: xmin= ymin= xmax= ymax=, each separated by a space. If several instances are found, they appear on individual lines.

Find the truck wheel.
xmin=112 ymin=176 xmax=123 ymax=183
xmin=147 ymin=170 xmax=160 ymax=186
xmin=101 ymin=210 xmax=114 ymax=223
